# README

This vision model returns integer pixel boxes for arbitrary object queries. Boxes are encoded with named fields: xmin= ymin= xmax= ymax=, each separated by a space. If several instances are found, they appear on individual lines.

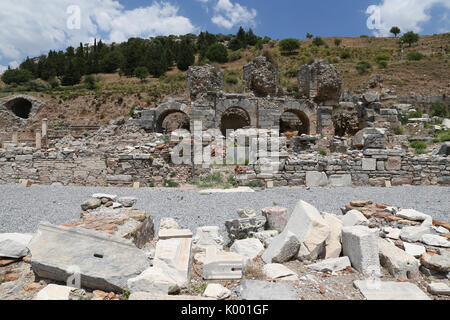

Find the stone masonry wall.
xmin=0 ymin=146 xmax=448 ymax=188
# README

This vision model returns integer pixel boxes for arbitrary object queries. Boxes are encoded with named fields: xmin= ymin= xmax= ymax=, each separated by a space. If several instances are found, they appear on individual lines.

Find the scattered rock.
xmin=403 ymin=242 xmax=426 ymax=258
xmin=252 ymin=230 xmax=279 ymax=248
xmin=0 ymin=233 xmax=33 ymax=258
xmin=421 ymin=234 xmax=450 ymax=248
xmin=127 ymin=267 xmax=180 ymax=295
xmin=427 ymin=282 xmax=450 ymax=296
xmin=262 ymin=231 xmax=300 ymax=263
xmin=354 ymin=280 xmax=430 ymax=300
xmin=118 ymin=197 xmax=137 ymax=208
xmin=342 ymin=210 xmax=368 ymax=227
xmin=80 ymin=198 xmax=102 ymax=211
xmin=33 ymin=284 xmax=74 ymax=300
xmin=306 ymin=256 xmax=351 ymax=273
xmin=262 ymin=207 xmax=290 ymax=232
xmin=322 ymin=213 xmax=343 ymax=259
xmin=225 ymin=216 xmax=266 ymax=241
xmin=378 ymin=238 xmax=419 ymax=279
xmin=342 ymin=226 xmax=380 ymax=275
xmin=263 ymin=263 xmax=298 ymax=281
xmin=192 ymin=226 xmax=224 ymax=252
xmin=230 ymin=238 xmax=264 ymax=260
xmin=420 ymin=250 xmax=450 ymax=273
xmin=203 ymin=284 xmax=231 ymax=300
xmin=159 ymin=218 xmax=180 ymax=230
xmin=239 ymin=280 xmax=298 ymax=300
xmin=237 ymin=208 xmax=256 ymax=219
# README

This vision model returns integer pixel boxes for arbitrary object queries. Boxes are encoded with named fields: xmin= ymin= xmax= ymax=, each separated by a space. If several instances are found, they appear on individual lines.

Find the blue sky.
xmin=0 ymin=0 xmax=449 ymax=73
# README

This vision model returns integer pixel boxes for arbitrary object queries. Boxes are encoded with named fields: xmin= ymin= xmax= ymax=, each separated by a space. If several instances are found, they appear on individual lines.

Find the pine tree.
xmin=176 ymin=39 xmax=195 ymax=71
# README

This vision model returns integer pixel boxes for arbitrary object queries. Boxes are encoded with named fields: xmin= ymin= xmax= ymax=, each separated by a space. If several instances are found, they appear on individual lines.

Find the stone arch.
xmin=0 ymin=95 xmax=46 ymax=120
xmin=154 ymin=101 xmax=190 ymax=133
xmin=220 ymin=106 xmax=251 ymax=135
xmin=280 ymin=109 xmax=310 ymax=135
xmin=156 ymin=109 xmax=190 ymax=134
xmin=215 ymin=97 xmax=258 ymax=130
xmin=278 ymin=101 xmax=316 ymax=135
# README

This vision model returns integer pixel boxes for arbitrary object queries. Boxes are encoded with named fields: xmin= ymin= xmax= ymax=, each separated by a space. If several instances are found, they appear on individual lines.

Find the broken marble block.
xmin=378 ymin=238 xmax=419 ymax=279
xmin=262 ymin=200 xmax=330 ymax=263
xmin=0 ymin=233 xmax=33 ymax=258
xmin=261 ymin=207 xmax=290 ymax=232
xmin=203 ymin=247 xmax=246 ymax=280
xmin=192 ymin=226 xmax=224 ymax=252
xmin=306 ymin=256 xmax=351 ymax=273
xmin=28 ymin=222 xmax=150 ymax=292
xmin=263 ymin=263 xmax=299 ymax=281
xmin=225 ymin=216 xmax=266 ymax=241
xmin=153 ymin=237 xmax=192 ymax=289
xmin=342 ymin=226 xmax=380 ymax=275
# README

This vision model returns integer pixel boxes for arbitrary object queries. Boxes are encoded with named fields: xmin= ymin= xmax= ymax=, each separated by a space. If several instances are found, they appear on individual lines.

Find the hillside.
xmin=0 ymin=33 xmax=449 ymax=134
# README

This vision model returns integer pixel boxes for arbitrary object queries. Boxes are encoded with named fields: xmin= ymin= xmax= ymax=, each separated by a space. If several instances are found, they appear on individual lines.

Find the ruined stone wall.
xmin=0 ymin=146 xmax=448 ymax=188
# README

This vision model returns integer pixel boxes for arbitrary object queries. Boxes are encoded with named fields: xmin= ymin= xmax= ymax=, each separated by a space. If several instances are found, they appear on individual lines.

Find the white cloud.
xmin=366 ymin=0 xmax=450 ymax=36
xmin=211 ymin=0 xmax=257 ymax=29
xmin=0 ymin=0 xmax=196 ymax=66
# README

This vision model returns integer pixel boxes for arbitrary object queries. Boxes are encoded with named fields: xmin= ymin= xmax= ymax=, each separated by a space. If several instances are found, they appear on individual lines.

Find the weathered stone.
xmin=92 ymin=193 xmax=117 ymax=202
xmin=342 ymin=210 xmax=368 ymax=227
xmin=33 ymin=284 xmax=74 ymax=300
xmin=263 ymin=200 xmax=330 ymax=263
xmin=243 ymin=56 xmax=279 ymax=97
xmin=403 ymin=242 xmax=426 ymax=258
xmin=305 ymin=171 xmax=328 ymax=187
xmin=350 ymin=200 xmax=373 ymax=207
xmin=427 ymin=282 xmax=450 ymax=295
xmin=400 ymin=226 xmax=432 ymax=242
xmin=159 ymin=218 xmax=180 ymax=230
xmin=127 ymin=267 xmax=180 ymax=294
xmin=342 ymin=226 xmax=380 ymax=275
xmin=0 ymin=233 xmax=33 ymax=258
xmin=298 ymin=59 xmax=342 ymax=104
xmin=153 ymin=238 xmax=192 ymax=289
xmin=438 ymin=142 xmax=450 ymax=156
xmin=420 ymin=250 xmax=450 ymax=273
xmin=385 ymin=156 xmax=402 ymax=170
xmin=322 ymin=213 xmax=343 ymax=259
xmin=263 ymin=263 xmax=298 ymax=281
xmin=129 ymin=292 xmax=214 ymax=300
xmin=354 ymin=280 xmax=430 ymax=300
xmin=307 ymin=256 xmax=351 ymax=273
xmin=81 ymin=198 xmax=102 ymax=211
xmin=378 ymin=238 xmax=419 ymax=279
xmin=230 ymin=238 xmax=264 ymax=260
xmin=261 ymin=206 xmax=290 ymax=232
xmin=252 ymin=230 xmax=279 ymax=248
xmin=396 ymin=209 xmax=433 ymax=225
xmin=187 ymin=64 xmax=224 ymax=100
xmin=237 ymin=208 xmax=257 ymax=218
xmin=118 ymin=197 xmax=137 ymax=208
xmin=421 ymin=234 xmax=450 ymax=248
xmin=158 ymin=229 xmax=193 ymax=240
xmin=203 ymin=283 xmax=231 ymax=300
xmin=203 ymin=247 xmax=245 ymax=280
xmin=225 ymin=216 xmax=266 ymax=241
xmin=192 ymin=226 xmax=224 ymax=252
xmin=328 ymin=174 xmax=352 ymax=187
xmin=362 ymin=158 xmax=377 ymax=171
xmin=28 ymin=223 xmax=150 ymax=292
xmin=240 ymin=280 xmax=298 ymax=300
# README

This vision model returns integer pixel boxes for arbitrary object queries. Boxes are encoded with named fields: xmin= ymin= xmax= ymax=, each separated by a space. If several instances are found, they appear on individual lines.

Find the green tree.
xmin=279 ymin=38 xmax=301 ymax=53
xmin=246 ymin=28 xmax=259 ymax=46
xmin=390 ymin=26 xmax=401 ymax=37
xmin=61 ymin=59 xmax=81 ymax=86
xmin=306 ymin=33 xmax=313 ymax=39
xmin=206 ymin=43 xmax=229 ymax=63
xmin=334 ymin=39 xmax=342 ymax=47
xmin=1 ymin=68 xmax=34 ymax=84
xmin=355 ymin=61 xmax=372 ymax=75
xmin=401 ymin=31 xmax=419 ymax=47
xmin=102 ymin=50 xmax=124 ymax=73
xmin=176 ymin=39 xmax=195 ymax=71
xmin=134 ymin=66 xmax=149 ymax=82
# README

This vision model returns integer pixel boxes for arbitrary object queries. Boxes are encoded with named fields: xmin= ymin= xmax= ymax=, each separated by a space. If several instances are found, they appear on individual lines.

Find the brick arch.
xmin=219 ymin=106 xmax=252 ymax=135
xmin=215 ymin=98 xmax=258 ymax=128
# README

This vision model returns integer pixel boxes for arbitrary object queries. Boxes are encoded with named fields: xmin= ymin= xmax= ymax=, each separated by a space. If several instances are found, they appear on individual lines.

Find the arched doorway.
xmin=279 ymin=109 xmax=310 ymax=136
xmin=156 ymin=110 xmax=190 ymax=134
xmin=6 ymin=98 xmax=32 ymax=119
xmin=220 ymin=107 xmax=251 ymax=135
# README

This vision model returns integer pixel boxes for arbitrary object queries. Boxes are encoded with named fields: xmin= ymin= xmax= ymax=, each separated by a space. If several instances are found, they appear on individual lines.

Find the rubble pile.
xmin=1 ymin=197 xmax=449 ymax=300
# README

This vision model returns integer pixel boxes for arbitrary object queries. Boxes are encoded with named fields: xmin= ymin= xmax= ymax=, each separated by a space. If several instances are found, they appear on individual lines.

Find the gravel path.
xmin=0 ymin=184 xmax=449 ymax=234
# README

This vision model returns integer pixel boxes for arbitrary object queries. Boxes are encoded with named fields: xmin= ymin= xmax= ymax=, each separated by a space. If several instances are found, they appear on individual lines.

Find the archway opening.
xmin=220 ymin=107 xmax=251 ymax=135
xmin=156 ymin=110 xmax=190 ymax=134
xmin=279 ymin=109 xmax=310 ymax=137
xmin=6 ymin=98 xmax=32 ymax=119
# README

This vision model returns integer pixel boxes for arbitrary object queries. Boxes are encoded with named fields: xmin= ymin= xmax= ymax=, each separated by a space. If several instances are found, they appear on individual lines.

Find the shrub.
xmin=377 ymin=60 xmax=388 ymax=68
xmin=284 ymin=68 xmax=298 ymax=78
xmin=226 ymin=76 xmax=238 ymax=85
xmin=312 ymin=37 xmax=326 ymax=46
xmin=84 ymin=75 xmax=100 ymax=90
xmin=375 ymin=53 xmax=390 ymax=63
xmin=334 ymin=39 xmax=342 ymax=47
xmin=355 ymin=61 xmax=372 ymax=74
xmin=340 ymin=50 xmax=351 ymax=59
xmin=393 ymin=126 xmax=404 ymax=135
xmin=410 ymin=141 xmax=427 ymax=150
xmin=319 ymin=150 xmax=327 ymax=156
xmin=1 ymin=68 xmax=34 ymax=84
xmin=407 ymin=51 xmax=424 ymax=61
xmin=430 ymin=102 xmax=449 ymax=118
xmin=206 ymin=43 xmax=228 ymax=63
xmin=134 ymin=66 xmax=149 ymax=82
xmin=48 ymin=77 xmax=60 ymax=88
xmin=228 ymin=50 xmax=242 ymax=62
xmin=279 ymin=38 xmax=301 ymax=53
